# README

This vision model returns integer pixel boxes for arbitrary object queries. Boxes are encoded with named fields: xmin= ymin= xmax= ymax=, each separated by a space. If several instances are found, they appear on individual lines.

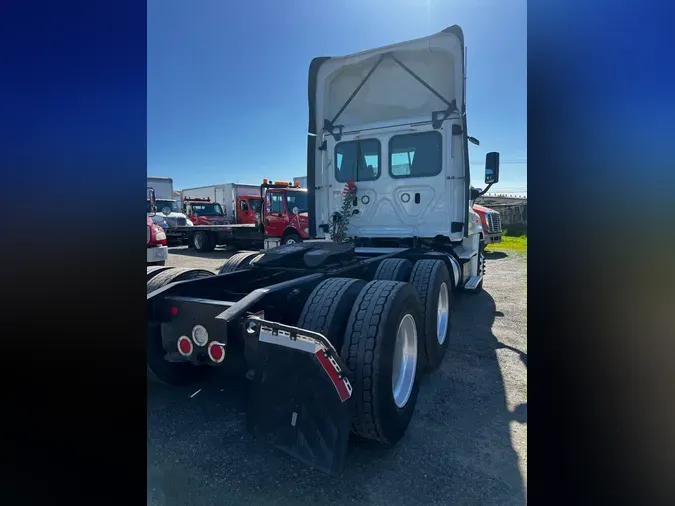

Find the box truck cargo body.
xmin=180 ymin=183 xmax=260 ymax=223
xmin=147 ymin=176 xmax=174 ymax=200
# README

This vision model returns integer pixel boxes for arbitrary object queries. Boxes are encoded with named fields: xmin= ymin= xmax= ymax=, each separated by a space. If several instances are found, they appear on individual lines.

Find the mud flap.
xmin=244 ymin=317 xmax=353 ymax=474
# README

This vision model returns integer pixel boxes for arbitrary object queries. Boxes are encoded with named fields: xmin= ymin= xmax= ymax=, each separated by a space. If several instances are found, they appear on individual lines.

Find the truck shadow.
xmin=147 ymin=267 xmax=526 ymax=505
xmin=485 ymin=250 xmax=509 ymax=259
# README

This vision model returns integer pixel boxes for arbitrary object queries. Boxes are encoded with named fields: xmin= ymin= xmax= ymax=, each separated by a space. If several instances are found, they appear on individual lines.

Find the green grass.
xmin=487 ymin=228 xmax=527 ymax=253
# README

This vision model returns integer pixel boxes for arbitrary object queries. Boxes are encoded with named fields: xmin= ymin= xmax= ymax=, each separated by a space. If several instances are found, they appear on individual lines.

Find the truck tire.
xmin=147 ymin=265 xmax=173 ymax=282
xmin=192 ymin=231 xmax=215 ymax=252
xmin=409 ymin=260 xmax=452 ymax=371
xmin=341 ymin=280 xmax=424 ymax=444
xmin=282 ymin=233 xmax=303 ymax=245
xmin=296 ymin=277 xmax=367 ymax=350
xmin=373 ymin=258 xmax=413 ymax=282
xmin=218 ymin=251 xmax=260 ymax=274
xmin=147 ymin=268 xmax=215 ymax=385
xmin=147 ymin=267 xmax=214 ymax=295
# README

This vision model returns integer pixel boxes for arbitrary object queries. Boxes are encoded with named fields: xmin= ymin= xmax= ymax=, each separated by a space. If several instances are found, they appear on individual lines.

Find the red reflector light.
xmin=208 ymin=342 xmax=225 ymax=363
xmin=177 ymin=336 xmax=193 ymax=356
xmin=170 ymin=307 xmax=179 ymax=317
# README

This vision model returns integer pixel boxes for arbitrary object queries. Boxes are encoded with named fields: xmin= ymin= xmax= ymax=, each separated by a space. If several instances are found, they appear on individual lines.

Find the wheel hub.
xmin=194 ymin=234 xmax=203 ymax=249
xmin=392 ymin=313 xmax=418 ymax=408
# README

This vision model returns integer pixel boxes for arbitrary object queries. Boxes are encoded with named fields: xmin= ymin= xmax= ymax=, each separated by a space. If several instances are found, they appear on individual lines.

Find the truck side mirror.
xmin=485 ymin=152 xmax=500 ymax=185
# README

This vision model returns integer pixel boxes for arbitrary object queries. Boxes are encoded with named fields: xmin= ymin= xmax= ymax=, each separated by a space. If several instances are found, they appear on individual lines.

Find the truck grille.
xmin=486 ymin=213 xmax=502 ymax=233
xmin=164 ymin=217 xmax=186 ymax=227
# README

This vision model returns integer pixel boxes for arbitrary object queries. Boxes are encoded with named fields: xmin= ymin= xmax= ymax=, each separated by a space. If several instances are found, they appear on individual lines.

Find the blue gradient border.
xmin=1 ymin=1 xmax=147 ymax=503
xmin=529 ymin=0 xmax=673 ymax=503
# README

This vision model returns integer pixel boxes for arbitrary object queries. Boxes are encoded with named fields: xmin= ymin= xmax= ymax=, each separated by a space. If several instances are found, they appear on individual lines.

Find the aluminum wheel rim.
xmin=194 ymin=234 xmax=203 ymax=249
xmin=392 ymin=313 xmax=418 ymax=408
xmin=285 ymin=238 xmax=296 ymax=244
xmin=437 ymin=283 xmax=449 ymax=344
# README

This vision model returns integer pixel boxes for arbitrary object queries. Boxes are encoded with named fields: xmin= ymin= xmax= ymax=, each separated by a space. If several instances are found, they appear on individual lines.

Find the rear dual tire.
xmin=297 ymin=278 xmax=424 ymax=444
xmin=409 ymin=259 xmax=453 ymax=371
xmin=218 ymin=251 xmax=261 ymax=275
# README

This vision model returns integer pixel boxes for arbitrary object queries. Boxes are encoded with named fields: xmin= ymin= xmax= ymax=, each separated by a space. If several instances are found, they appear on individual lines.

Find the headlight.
xmin=155 ymin=231 xmax=166 ymax=241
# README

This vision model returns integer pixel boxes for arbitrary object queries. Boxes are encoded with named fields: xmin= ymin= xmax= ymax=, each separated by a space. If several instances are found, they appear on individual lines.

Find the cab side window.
xmin=270 ymin=193 xmax=284 ymax=213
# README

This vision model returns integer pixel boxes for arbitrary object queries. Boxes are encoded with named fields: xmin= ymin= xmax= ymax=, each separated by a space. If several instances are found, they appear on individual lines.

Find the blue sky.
xmin=148 ymin=0 xmax=526 ymax=195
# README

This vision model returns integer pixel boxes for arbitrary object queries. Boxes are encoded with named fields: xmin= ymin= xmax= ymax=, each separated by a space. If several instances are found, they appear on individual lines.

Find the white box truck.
xmin=147 ymin=176 xmax=174 ymax=200
xmin=180 ymin=183 xmax=261 ymax=223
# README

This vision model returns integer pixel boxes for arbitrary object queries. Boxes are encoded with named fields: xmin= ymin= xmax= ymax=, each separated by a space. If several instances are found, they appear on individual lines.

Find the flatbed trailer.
xmin=173 ymin=223 xmax=263 ymax=251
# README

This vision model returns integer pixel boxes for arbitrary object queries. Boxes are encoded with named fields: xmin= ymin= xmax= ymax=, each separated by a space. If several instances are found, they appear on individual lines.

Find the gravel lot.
xmin=149 ymin=246 xmax=527 ymax=505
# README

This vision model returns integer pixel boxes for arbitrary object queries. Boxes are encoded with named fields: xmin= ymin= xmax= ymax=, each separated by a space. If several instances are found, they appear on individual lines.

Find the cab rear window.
xmin=335 ymin=139 xmax=381 ymax=182
xmin=389 ymin=131 xmax=442 ymax=179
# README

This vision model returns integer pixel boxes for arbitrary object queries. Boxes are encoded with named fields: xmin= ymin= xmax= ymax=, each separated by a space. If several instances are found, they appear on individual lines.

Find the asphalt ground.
xmin=148 ymin=246 xmax=527 ymax=505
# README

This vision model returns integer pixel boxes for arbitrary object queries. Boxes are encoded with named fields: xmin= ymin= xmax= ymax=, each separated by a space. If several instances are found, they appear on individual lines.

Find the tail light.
xmin=177 ymin=336 xmax=193 ymax=356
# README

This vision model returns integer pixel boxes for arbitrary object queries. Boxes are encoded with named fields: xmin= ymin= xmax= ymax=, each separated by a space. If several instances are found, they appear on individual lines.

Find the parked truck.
xmin=472 ymin=204 xmax=502 ymax=246
xmin=176 ymin=180 xmax=309 ymax=251
xmin=180 ymin=183 xmax=263 ymax=225
xmin=147 ymin=25 xmax=501 ymax=473
xmin=147 ymin=176 xmax=174 ymax=200
xmin=146 ymin=188 xmax=168 ymax=265
xmin=147 ymin=176 xmax=192 ymax=241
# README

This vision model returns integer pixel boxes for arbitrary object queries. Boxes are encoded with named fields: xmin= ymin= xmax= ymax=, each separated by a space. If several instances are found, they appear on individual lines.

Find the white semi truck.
xmin=147 ymin=175 xmax=192 ymax=241
xmin=147 ymin=25 xmax=500 ymax=473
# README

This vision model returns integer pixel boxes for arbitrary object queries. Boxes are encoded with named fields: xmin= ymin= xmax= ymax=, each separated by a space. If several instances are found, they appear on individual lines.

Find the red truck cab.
xmin=183 ymin=197 xmax=228 ymax=226
xmin=147 ymin=216 xmax=168 ymax=265
xmin=234 ymin=196 xmax=263 ymax=225
xmin=472 ymin=204 xmax=503 ymax=246
xmin=262 ymin=181 xmax=310 ymax=244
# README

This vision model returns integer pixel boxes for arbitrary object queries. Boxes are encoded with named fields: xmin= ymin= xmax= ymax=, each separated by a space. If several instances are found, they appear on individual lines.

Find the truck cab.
xmin=260 ymin=180 xmax=310 ymax=245
xmin=146 ymin=188 xmax=168 ymax=265
xmin=472 ymin=203 xmax=502 ymax=246
xmin=307 ymin=25 xmax=500 ymax=285
xmin=183 ymin=196 xmax=228 ymax=226
xmin=234 ymin=195 xmax=263 ymax=225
